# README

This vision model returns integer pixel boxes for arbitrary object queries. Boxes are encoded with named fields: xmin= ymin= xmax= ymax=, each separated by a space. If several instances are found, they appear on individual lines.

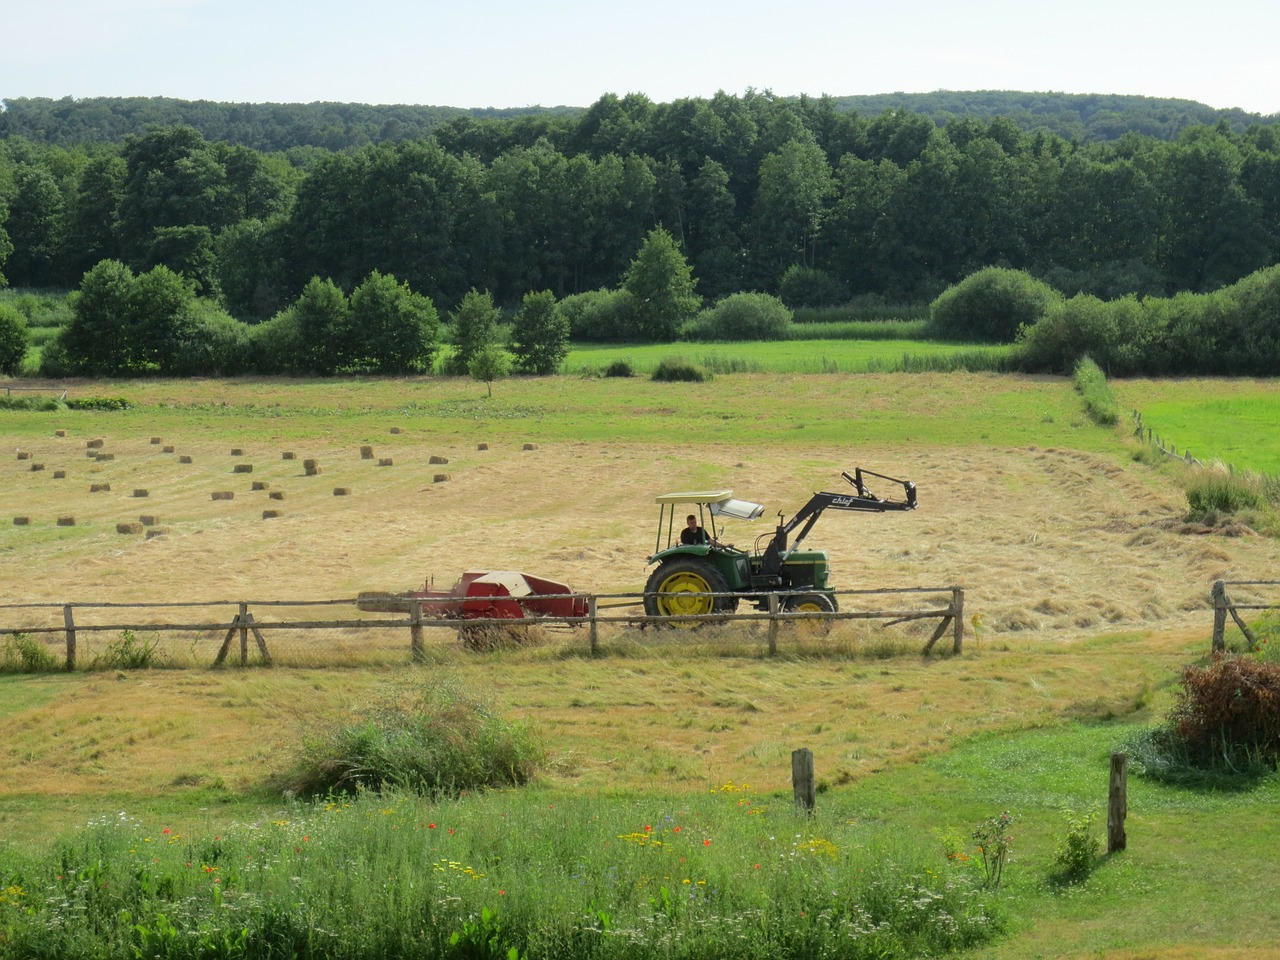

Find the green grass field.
xmin=1 ymin=371 xmax=1279 ymax=959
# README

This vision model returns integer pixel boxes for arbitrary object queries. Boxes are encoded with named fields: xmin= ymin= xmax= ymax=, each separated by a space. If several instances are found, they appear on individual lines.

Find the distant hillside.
xmin=828 ymin=90 xmax=1274 ymax=141
xmin=1 ymin=90 xmax=1275 ymax=151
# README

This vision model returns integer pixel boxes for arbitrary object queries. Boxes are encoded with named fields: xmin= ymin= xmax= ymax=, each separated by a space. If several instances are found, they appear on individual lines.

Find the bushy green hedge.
xmin=929 ymin=267 xmax=1062 ymax=343
xmin=0 ymin=302 xmax=29 ymax=375
xmin=684 ymin=292 xmax=793 ymax=341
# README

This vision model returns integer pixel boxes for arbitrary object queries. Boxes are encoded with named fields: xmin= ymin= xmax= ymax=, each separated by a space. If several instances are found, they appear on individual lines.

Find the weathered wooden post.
xmin=1108 ymin=752 xmax=1127 ymax=853
xmin=63 ymin=604 xmax=77 ymax=671
xmin=410 ymin=599 xmax=424 ymax=662
xmin=952 ymin=587 xmax=965 ymax=653
xmin=767 ymin=593 xmax=779 ymax=656
xmin=1211 ymin=580 xmax=1227 ymax=652
xmin=792 ymin=748 xmax=815 ymax=814
xmin=588 ymin=596 xmax=599 ymax=655
xmin=238 ymin=602 xmax=249 ymax=666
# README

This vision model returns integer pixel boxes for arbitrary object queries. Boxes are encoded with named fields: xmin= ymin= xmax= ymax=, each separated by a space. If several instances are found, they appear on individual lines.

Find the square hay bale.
xmin=30 ymin=463 xmax=45 ymax=472
xmin=477 ymin=442 xmax=489 ymax=450
xmin=303 ymin=459 xmax=321 ymax=475
xmin=282 ymin=451 xmax=297 ymax=460
xmin=211 ymin=491 xmax=234 ymax=501
xmin=85 ymin=450 xmax=99 ymax=458
xmin=433 ymin=473 xmax=450 ymax=483
xmin=377 ymin=457 xmax=393 ymax=467
xmin=262 ymin=509 xmax=283 ymax=519
xmin=360 ymin=445 xmax=375 ymax=459
xmin=333 ymin=487 xmax=351 ymax=496
xmin=86 ymin=438 xmax=104 ymax=449
xmin=522 ymin=442 xmax=538 ymax=450
xmin=232 ymin=463 xmax=254 ymax=473
xmin=16 ymin=451 xmax=31 ymax=460
xmin=162 ymin=445 xmax=175 ymax=453
xmin=145 ymin=527 xmax=169 ymax=539
xmin=116 ymin=522 xmax=144 ymax=535
xmin=55 ymin=430 xmax=66 ymax=438
xmin=179 ymin=455 xmax=193 ymax=464
xmin=95 ymin=452 xmax=115 ymax=462
xmin=429 ymin=455 xmax=449 ymax=465
xmin=89 ymin=483 xmax=111 ymax=493
xmin=150 ymin=437 xmax=162 ymax=445
xmin=53 ymin=470 xmax=65 ymax=479
xmin=132 ymin=489 xmax=149 ymax=498
xmin=230 ymin=448 xmax=244 ymax=456
xmin=251 ymin=480 xmax=269 ymax=491
xmin=57 ymin=516 xmax=76 ymax=526
xmin=13 ymin=517 xmax=30 ymax=526
xmin=139 ymin=515 xmax=160 ymax=526
xmin=268 ymin=491 xmax=285 ymax=501
xmin=389 ymin=426 xmax=403 ymax=434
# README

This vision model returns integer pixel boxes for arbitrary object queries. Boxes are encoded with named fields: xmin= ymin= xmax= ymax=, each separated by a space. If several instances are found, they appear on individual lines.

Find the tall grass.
xmin=791 ymin=303 xmax=929 ymax=324
xmin=1072 ymin=356 xmax=1119 ymax=426
xmin=0 ymin=789 xmax=1005 ymax=960
xmin=788 ymin=319 xmax=929 ymax=341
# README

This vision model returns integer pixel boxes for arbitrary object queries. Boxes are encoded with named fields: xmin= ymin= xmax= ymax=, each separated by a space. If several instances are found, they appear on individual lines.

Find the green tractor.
xmin=642 ymin=468 xmax=916 ymax=625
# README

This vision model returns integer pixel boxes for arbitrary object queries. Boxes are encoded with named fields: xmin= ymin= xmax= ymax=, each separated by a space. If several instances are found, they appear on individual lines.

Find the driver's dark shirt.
xmin=681 ymin=526 xmax=709 ymax=545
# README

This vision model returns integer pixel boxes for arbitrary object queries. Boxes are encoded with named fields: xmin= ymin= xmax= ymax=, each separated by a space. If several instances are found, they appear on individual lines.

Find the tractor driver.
xmin=681 ymin=513 xmax=724 ymax=548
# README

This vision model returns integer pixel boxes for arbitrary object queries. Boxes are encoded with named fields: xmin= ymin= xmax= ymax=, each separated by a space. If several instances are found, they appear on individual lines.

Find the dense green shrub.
xmin=278 ymin=677 xmax=544 ymax=797
xmin=1184 ymin=467 xmax=1268 ymax=519
xmin=778 ymin=264 xmax=849 ymax=308
xmin=245 ymin=308 xmax=305 ymax=374
xmin=444 ymin=288 xmax=502 ymax=375
xmin=684 ymin=292 xmax=793 ymax=341
xmin=929 ymin=267 xmax=1062 ymax=342
xmin=651 ymin=356 xmax=709 ymax=382
xmin=1016 ymin=293 xmax=1158 ymax=374
xmin=555 ymin=287 xmax=636 ymax=342
xmin=0 ymin=632 xmax=60 ymax=672
xmin=0 ymin=302 xmax=30 ymax=374
xmin=509 ymin=289 xmax=567 ymax=374
xmin=603 ymin=359 xmax=634 ymax=377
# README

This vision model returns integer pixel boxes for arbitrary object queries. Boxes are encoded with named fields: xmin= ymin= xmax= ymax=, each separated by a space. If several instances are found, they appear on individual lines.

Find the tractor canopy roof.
xmin=654 ymin=491 xmax=765 ymax=520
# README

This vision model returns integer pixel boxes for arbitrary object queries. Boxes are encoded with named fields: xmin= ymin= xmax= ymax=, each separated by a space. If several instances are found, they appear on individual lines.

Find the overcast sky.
xmin=4 ymin=0 xmax=1278 ymax=115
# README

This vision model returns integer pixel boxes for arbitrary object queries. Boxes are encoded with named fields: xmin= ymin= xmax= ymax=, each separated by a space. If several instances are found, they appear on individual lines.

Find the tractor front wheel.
xmin=643 ymin=558 xmax=734 ymax=629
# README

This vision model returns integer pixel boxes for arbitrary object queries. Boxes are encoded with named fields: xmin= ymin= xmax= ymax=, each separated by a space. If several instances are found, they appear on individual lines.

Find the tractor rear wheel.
xmin=643 ymin=558 xmax=734 ymax=628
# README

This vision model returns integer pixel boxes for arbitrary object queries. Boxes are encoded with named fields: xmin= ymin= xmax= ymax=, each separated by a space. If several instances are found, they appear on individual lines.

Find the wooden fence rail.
xmin=1 ymin=585 xmax=964 ymax=668
xmin=1211 ymin=579 xmax=1280 ymax=652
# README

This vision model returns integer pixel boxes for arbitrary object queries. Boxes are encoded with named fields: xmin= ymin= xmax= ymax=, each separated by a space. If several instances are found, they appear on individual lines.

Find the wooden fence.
xmin=1211 ymin=579 xmax=1280 ymax=652
xmin=0 ymin=586 xmax=965 ymax=669
xmin=1131 ymin=410 xmax=1203 ymax=467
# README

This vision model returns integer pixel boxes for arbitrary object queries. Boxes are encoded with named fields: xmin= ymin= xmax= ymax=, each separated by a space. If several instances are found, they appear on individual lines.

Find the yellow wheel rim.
xmin=792 ymin=600 xmax=826 ymax=612
xmin=657 ymin=570 xmax=714 ymax=622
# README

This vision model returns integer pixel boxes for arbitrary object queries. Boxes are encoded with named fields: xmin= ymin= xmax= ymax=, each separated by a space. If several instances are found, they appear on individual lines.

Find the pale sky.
xmin=4 ymin=0 xmax=1278 ymax=115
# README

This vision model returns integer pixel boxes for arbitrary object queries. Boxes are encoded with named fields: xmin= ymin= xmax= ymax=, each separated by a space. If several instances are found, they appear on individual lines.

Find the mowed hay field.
xmin=5 ymin=373 xmax=1280 ymax=958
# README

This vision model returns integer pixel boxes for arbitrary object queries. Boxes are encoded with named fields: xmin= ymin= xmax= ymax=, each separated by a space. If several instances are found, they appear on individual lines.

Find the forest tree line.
xmin=0 ymin=90 xmax=1278 ymax=325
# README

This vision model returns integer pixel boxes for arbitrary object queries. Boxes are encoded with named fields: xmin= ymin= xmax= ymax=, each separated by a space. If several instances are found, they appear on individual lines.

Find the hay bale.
xmin=89 ymin=483 xmax=111 ymax=493
xmin=360 ymin=445 xmax=374 ymax=459
xmin=303 ymin=458 xmax=320 ymax=476
xmin=116 ymin=522 xmax=144 ymax=535
xmin=86 ymin=438 xmax=104 ymax=449
xmin=16 ymin=451 xmax=30 ymax=460
xmin=95 ymin=452 xmax=115 ymax=462
xmin=232 ymin=463 xmax=254 ymax=473
xmin=30 ymin=463 xmax=45 ymax=472
xmin=85 ymin=450 xmax=99 ymax=458
xmin=389 ymin=426 xmax=403 ymax=434
xmin=132 ymin=489 xmax=148 ymax=498
xmin=251 ymin=480 xmax=269 ymax=491
xmin=522 ymin=442 xmax=538 ymax=451
xmin=211 ymin=491 xmax=234 ymax=501
xmin=433 ymin=473 xmax=450 ymax=483
xmin=477 ymin=442 xmax=489 ymax=451
xmin=262 ymin=509 xmax=283 ymax=520
xmin=57 ymin=516 xmax=75 ymax=527
xmin=230 ymin=448 xmax=244 ymax=456
xmin=150 ymin=437 xmax=162 ymax=445
xmin=145 ymin=527 xmax=169 ymax=540
xmin=179 ymin=455 xmax=193 ymax=464
xmin=282 ymin=451 xmax=297 ymax=460
xmin=139 ymin=515 xmax=160 ymax=526
xmin=377 ymin=457 xmax=393 ymax=467
xmin=268 ymin=491 xmax=285 ymax=501
xmin=55 ymin=430 xmax=66 ymax=438
xmin=53 ymin=470 xmax=65 ymax=479
xmin=13 ymin=517 xmax=30 ymax=526
xmin=162 ymin=445 xmax=175 ymax=453
xmin=429 ymin=455 xmax=449 ymax=464
xmin=333 ymin=487 xmax=351 ymax=496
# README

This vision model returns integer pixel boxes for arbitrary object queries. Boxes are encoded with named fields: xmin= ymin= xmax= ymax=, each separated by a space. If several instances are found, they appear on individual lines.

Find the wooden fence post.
xmin=588 ymin=596 xmax=598 ymax=655
xmin=1211 ymin=580 xmax=1227 ymax=652
xmin=410 ymin=599 xmax=424 ymax=662
xmin=63 ymin=604 xmax=76 ymax=671
xmin=237 ymin=602 xmax=249 ymax=665
xmin=1108 ymin=752 xmax=1127 ymax=853
xmin=792 ymin=748 xmax=815 ymax=814
xmin=767 ymin=593 xmax=779 ymax=656
xmin=952 ymin=587 xmax=965 ymax=653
